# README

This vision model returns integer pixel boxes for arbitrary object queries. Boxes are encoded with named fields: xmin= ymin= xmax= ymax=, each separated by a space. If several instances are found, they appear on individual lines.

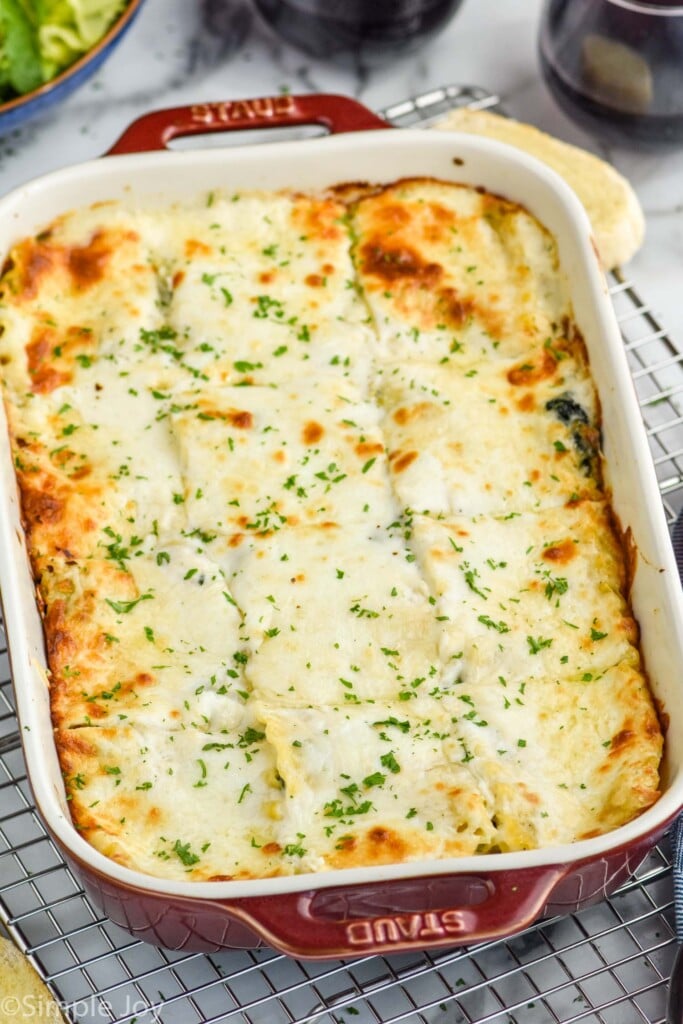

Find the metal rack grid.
xmin=1 ymin=84 xmax=681 ymax=1024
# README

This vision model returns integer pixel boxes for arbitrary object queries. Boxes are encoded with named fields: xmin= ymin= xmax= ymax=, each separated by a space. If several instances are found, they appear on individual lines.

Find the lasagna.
xmin=0 ymin=178 xmax=662 ymax=881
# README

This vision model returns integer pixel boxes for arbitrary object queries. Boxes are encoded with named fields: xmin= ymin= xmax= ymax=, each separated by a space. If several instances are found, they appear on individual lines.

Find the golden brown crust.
xmin=4 ymin=227 xmax=132 ymax=303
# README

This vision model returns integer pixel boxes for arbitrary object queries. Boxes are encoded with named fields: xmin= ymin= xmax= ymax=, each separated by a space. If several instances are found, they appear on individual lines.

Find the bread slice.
xmin=432 ymin=107 xmax=644 ymax=270
xmin=0 ymin=936 xmax=66 ymax=1023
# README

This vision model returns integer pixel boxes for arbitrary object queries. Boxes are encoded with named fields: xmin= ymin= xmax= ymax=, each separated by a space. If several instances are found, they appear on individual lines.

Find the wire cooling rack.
xmin=1 ymin=84 xmax=682 ymax=1024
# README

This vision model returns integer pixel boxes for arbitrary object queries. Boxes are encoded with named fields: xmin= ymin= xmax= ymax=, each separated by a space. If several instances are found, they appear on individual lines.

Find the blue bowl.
xmin=0 ymin=0 xmax=146 ymax=135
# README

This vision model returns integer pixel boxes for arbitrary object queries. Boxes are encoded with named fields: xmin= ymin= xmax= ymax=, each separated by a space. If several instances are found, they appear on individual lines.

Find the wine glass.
xmin=539 ymin=0 xmax=683 ymax=150
xmin=253 ymin=0 xmax=466 ymax=66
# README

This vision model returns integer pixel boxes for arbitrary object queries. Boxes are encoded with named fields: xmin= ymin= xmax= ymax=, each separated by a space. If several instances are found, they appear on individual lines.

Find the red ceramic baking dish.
xmin=1 ymin=93 xmax=683 ymax=959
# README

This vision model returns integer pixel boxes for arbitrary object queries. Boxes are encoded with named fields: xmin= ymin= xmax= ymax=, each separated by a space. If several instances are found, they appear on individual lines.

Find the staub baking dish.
xmin=1 ymin=93 xmax=683 ymax=959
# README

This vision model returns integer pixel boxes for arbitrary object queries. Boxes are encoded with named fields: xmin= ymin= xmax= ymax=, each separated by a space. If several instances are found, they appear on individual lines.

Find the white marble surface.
xmin=0 ymin=0 xmax=682 ymax=344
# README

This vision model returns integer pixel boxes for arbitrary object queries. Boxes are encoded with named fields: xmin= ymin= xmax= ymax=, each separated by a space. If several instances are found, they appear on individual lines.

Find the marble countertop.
xmin=0 ymin=0 xmax=681 ymax=346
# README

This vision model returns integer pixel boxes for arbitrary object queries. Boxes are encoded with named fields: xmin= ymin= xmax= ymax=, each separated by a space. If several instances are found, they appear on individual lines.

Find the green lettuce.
xmin=36 ymin=0 xmax=127 ymax=78
xmin=0 ymin=0 xmax=127 ymax=101
xmin=0 ymin=0 xmax=44 ymax=99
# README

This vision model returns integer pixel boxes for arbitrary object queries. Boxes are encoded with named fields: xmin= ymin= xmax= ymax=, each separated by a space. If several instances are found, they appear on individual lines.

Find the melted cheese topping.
xmin=352 ymin=179 xmax=570 ymax=367
xmin=0 ymin=180 xmax=662 ymax=882
xmin=213 ymin=524 xmax=447 ymax=706
xmin=410 ymin=502 xmax=639 ymax=687
xmin=262 ymin=701 xmax=498 ymax=868
xmin=376 ymin=356 xmax=601 ymax=516
xmin=170 ymin=380 xmax=396 ymax=533
xmin=56 ymin=720 xmax=285 ymax=880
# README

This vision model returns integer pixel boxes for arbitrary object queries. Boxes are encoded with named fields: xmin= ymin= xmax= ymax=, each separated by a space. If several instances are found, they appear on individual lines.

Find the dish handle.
xmin=107 ymin=93 xmax=391 ymax=155
xmin=221 ymin=865 xmax=567 ymax=958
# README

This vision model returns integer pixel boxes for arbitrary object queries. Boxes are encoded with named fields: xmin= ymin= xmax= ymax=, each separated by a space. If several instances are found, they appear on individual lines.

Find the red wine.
xmin=539 ymin=0 xmax=683 ymax=150
xmin=540 ymin=47 xmax=683 ymax=148
xmin=254 ymin=0 xmax=465 ymax=65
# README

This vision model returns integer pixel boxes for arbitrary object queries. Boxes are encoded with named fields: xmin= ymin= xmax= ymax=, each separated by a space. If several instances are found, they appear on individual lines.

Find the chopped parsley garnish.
xmin=173 ymin=840 xmax=200 ymax=866
xmin=238 ymin=727 xmax=265 ymax=747
xmin=253 ymin=294 xmax=285 ymax=320
xmin=380 ymin=752 xmax=401 ymax=774
xmin=349 ymin=601 xmax=380 ymax=619
xmin=324 ymin=795 xmax=373 ymax=818
xmin=527 ymin=635 xmax=553 ymax=654
xmin=105 ymin=593 xmax=154 ymax=615
xmin=234 ymin=360 xmax=262 ymax=373
xmin=373 ymin=717 xmax=410 ymax=734
xmin=460 ymin=562 xmax=488 ymax=599
xmin=363 ymin=771 xmax=386 ymax=788
xmin=543 ymin=573 xmax=569 ymax=601
xmin=283 ymin=839 xmax=307 ymax=858
xmin=477 ymin=614 xmax=510 ymax=634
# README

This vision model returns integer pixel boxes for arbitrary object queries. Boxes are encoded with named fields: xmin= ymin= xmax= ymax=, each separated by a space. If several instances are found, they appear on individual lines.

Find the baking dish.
xmin=1 ymin=92 xmax=682 ymax=959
